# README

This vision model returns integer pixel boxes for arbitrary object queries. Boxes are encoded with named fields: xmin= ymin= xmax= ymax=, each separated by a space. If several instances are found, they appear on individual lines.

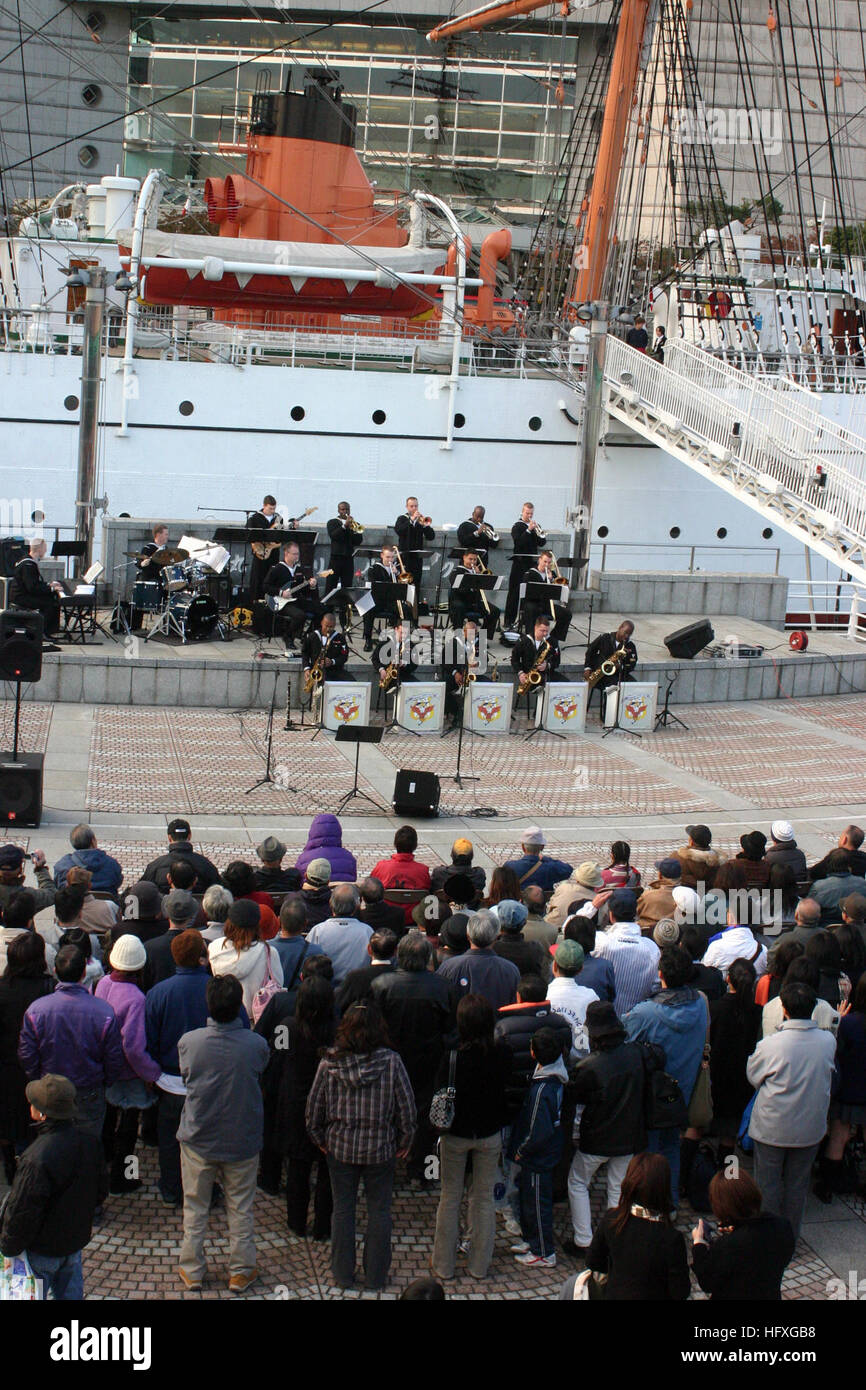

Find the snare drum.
xmin=170 ymin=593 xmax=218 ymax=641
xmin=183 ymin=560 xmax=210 ymax=591
xmin=131 ymin=579 xmax=162 ymax=612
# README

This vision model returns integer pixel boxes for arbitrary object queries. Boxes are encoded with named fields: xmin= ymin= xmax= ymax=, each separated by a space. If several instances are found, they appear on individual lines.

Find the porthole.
xmin=716 ymin=527 xmax=727 ymax=539
xmin=179 ymin=400 xmax=194 ymax=416
xmin=453 ymin=413 xmax=465 ymax=428
xmin=762 ymin=527 xmax=774 ymax=539
xmin=78 ymin=145 xmax=98 ymax=169
xmin=669 ymin=526 xmax=681 ymax=538
xmin=372 ymin=409 xmax=386 ymax=425
xmin=81 ymin=83 xmax=102 ymax=108
xmin=597 ymin=525 xmax=609 ymax=538
xmin=85 ymin=10 xmax=105 ymax=34
xmin=64 ymin=395 xmax=79 ymax=411
xmin=528 ymin=416 xmax=542 ymax=431
xmin=290 ymin=405 xmax=305 ymax=422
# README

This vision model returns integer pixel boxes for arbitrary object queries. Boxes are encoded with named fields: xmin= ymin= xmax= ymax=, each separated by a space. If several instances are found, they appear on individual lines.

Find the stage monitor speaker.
xmin=0 ymin=753 xmax=43 ymax=826
xmin=392 ymin=768 xmax=441 ymax=818
xmin=0 ymin=610 xmax=44 ymax=682
xmin=664 ymin=618 xmax=714 ymax=660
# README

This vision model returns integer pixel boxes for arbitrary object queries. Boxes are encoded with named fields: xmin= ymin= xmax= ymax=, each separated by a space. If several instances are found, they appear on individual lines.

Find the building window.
xmin=81 ymin=84 xmax=102 ymax=108
xmin=78 ymin=145 xmax=98 ymax=169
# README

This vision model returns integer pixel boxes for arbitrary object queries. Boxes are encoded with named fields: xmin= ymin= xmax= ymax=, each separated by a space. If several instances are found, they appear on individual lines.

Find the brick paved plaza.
xmin=3 ymin=689 xmax=866 ymax=1299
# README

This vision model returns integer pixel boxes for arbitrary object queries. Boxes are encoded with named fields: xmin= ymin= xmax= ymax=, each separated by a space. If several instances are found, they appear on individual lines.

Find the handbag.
xmin=687 ymin=993 xmax=713 ymax=1130
xmin=429 ymin=1049 xmax=458 ymax=1131
xmin=251 ymin=945 xmax=282 ymax=1024
xmin=571 ymin=1267 xmax=608 ymax=1300
xmin=640 ymin=1043 xmax=688 ymax=1130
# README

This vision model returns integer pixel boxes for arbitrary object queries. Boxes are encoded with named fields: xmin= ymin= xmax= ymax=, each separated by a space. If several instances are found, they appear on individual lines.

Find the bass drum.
xmin=171 ymin=593 xmax=219 ymax=641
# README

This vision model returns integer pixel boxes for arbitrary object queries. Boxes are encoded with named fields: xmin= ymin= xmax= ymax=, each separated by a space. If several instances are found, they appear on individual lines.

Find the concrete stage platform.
xmin=20 ymin=605 xmax=866 ymax=708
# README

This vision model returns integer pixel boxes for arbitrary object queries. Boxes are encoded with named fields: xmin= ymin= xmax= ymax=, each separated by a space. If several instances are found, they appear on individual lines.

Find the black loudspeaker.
xmin=392 ymin=768 xmax=441 ymax=818
xmin=664 ymin=618 xmax=714 ymax=660
xmin=0 ymin=752 xmax=44 ymax=826
xmin=0 ymin=610 xmax=44 ymax=682
xmin=0 ymin=538 xmax=26 ymax=579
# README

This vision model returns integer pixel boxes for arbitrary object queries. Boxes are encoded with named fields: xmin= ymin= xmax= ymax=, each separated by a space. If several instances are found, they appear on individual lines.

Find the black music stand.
xmin=430 ymin=526 xmax=457 ymax=626
xmin=449 ymin=570 xmax=499 ymax=635
xmin=655 ymin=671 xmax=688 ymax=731
xmin=370 ymin=580 xmax=411 ymax=626
xmin=520 ymin=580 xmax=571 ymax=642
xmin=50 ymin=539 xmax=87 ymax=583
xmin=334 ymin=724 xmax=386 ymax=815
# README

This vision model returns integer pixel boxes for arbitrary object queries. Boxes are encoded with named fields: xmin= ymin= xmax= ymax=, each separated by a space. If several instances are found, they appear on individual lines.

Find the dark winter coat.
xmin=0 ymin=1118 xmax=107 ymax=1257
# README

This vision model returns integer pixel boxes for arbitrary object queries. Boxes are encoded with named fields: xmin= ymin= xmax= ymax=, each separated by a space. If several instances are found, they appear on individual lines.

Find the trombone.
xmin=470 ymin=554 xmax=492 ymax=618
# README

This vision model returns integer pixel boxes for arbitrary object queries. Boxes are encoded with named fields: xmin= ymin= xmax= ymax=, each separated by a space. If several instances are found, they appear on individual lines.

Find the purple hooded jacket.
xmin=95 ymin=975 xmax=162 ymax=1084
xmin=18 ymin=983 xmax=125 ymax=1091
xmin=294 ymin=815 xmax=358 ymax=884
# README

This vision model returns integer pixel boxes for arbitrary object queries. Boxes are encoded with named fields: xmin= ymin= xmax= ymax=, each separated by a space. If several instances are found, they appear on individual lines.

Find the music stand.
xmin=50 ymin=539 xmax=87 ymax=583
xmin=370 ymin=580 xmax=411 ymax=626
xmin=334 ymin=724 xmax=386 ymax=815
xmin=655 ymin=671 xmax=689 ymax=731
xmin=431 ymin=525 xmax=457 ymax=626
xmin=449 ymin=570 xmax=499 ymax=635
xmin=520 ymin=580 xmax=570 ymax=641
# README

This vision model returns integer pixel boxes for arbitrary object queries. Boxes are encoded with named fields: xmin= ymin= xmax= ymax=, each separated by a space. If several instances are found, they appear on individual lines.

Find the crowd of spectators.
xmin=0 ymin=814 xmax=864 ymax=1299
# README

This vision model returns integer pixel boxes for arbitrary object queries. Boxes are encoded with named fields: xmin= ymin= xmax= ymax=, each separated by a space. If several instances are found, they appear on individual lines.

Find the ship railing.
xmin=785 ymin=578 xmax=866 ymax=644
xmin=591 ymin=539 xmax=782 ymax=575
xmin=604 ymin=336 xmax=866 ymax=547
xmin=662 ymin=340 xmax=866 ymax=393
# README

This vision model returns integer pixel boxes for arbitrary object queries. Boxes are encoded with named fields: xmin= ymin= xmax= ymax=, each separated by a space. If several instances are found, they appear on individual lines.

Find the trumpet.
xmin=345 ymin=516 xmax=364 ymax=533
xmin=419 ymin=515 xmax=432 ymax=527
xmin=477 ymin=521 xmax=499 ymax=542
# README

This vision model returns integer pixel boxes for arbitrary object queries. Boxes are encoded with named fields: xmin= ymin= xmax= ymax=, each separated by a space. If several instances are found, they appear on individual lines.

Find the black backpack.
xmin=687 ymin=1143 xmax=724 ymax=1213
xmin=639 ymin=1042 xmax=688 ymax=1131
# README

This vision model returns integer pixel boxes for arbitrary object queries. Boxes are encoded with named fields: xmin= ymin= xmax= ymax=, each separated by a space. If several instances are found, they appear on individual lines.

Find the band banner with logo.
xmin=323 ymin=681 xmax=371 ymax=731
xmin=396 ymin=681 xmax=445 ymax=735
xmin=604 ymin=681 xmax=658 ymax=731
xmin=540 ymin=681 xmax=586 ymax=735
xmin=467 ymin=680 xmax=513 ymax=736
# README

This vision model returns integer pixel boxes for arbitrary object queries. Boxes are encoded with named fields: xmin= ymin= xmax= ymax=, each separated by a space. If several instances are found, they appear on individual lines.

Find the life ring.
xmin=707 ymin=289 xmax=733 ymax=320
xmin=789 ymin=630 xmax=809 ymax=651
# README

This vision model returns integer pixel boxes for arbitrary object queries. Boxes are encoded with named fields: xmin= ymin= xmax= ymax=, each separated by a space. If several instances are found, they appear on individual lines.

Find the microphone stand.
xmin=654 ymin=671 xmax=688 ymax=731
xmin=448 ymin=645 xmax=478 ymax=789
xmin=246 ymin=669 xmax=298 ymax=794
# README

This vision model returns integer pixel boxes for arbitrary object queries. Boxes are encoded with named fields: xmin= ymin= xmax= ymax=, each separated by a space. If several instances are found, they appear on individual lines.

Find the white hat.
xmin=522 ymin=825 xmax=546 ymax=847
xmin=109 ymin=934 xmax=147 ymax=973
xmin=771 ymin=819 xmax=795 ymax=843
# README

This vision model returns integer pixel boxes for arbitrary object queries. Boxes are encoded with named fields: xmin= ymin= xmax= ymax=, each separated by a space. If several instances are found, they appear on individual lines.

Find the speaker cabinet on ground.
xmin=663 ymin=618 xmax=714 ymax=660
xmin=0 ymin=610 xmax=44 ymax=682
xmin=0 ymin=753 xmax=43 ymax=826
xmin=392 ymin=768 xmax=441 ymax=818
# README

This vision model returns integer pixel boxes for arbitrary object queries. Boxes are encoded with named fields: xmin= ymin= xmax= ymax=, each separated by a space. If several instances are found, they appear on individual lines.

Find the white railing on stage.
xmin=785 ymin=579 xmax=866 ymax=644
xmin=604 ymin=336 xmax=866 ymax=583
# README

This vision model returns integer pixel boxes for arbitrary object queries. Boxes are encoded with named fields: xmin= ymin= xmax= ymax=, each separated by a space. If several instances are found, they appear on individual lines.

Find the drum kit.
xmin=124 ymin=542 xmax=227 ymax=643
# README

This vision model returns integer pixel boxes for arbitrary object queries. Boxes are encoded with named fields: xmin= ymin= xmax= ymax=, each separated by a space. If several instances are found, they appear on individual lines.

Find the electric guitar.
xmin=251 ymin=506 xmax=318 ymax=560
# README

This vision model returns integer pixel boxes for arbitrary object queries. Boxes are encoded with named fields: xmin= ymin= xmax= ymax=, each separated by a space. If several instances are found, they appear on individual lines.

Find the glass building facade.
xmin=125 ymin=15 xmax=606 ymax=218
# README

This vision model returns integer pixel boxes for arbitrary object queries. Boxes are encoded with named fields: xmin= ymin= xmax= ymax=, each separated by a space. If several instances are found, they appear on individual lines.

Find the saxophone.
xmin=379 ymin=661 xmax=398 ymax=692
xmin=517 ymin=640 xmax=550 ymax=701
xmin=303 ymin=654 xmax=326 ymax=696
xmin=586 ymin=644 xmax=627 ymax=690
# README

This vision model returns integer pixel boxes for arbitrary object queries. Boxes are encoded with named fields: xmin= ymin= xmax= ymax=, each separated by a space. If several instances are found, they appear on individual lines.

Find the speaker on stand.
xmin=0 ymin=609 xmax=45 ymax=826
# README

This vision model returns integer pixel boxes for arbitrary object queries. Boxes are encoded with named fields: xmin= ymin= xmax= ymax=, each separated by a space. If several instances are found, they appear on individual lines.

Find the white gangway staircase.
xmin=603 ymin=336 xmax=866 ymax=585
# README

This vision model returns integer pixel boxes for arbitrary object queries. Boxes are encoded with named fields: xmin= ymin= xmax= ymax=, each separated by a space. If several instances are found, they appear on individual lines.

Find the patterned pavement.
xmin=79 ymin=1147 xmax=840 ymax=1301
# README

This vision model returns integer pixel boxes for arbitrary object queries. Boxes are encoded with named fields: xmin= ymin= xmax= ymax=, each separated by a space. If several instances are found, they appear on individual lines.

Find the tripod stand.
xmin=443 ymin=654 xmax=479 ymax=789
xmin=246 ymin=670 xmax=297 ymax=794
xmin=654 ymin=672 xmax=688 ymax=731
xmin=334 ymin=725 xmax=386 ymax=814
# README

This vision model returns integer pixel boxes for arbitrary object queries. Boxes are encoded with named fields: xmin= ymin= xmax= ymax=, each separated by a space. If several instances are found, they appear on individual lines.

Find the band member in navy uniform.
xmin=363 ymin=544 xmax=402 ymax=650
xmin=584 ymin=620 xmax=638 ymax=717
xmin=520 ymin=549 xmax=568 ymax=635
xmin=9 ymin=538 xmax=62 ymax=636
xmin=394 ymin=495 xmax=434 ymax=595
xmin=442 ymin=619 xmax=489 ymax=725
xmin=249 ymin=495 xmax=286 ymax=602
xmin=457 ymin=505 xmax=500 ymax=565
xmin=373 ymin=619 xmax=417 ymax=687
xmin=448 ymin=551 xmax=499 ymax=639
xmin=326 ymin=501 xmax=362 ymax=618
xmin=302 ymin=612 xmax=350 ymax=682
xmin=263 ymin=541 xmax=320 ymax=651
xmin=511 ymin=616 xmax=561 ymax=699
xmin=505 ymin=501 xmax=547 ymax=631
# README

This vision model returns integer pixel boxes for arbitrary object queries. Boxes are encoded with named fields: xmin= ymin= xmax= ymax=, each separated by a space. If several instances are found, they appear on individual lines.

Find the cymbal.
xmin=142 ymin=547 xmax=189 ymax=567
